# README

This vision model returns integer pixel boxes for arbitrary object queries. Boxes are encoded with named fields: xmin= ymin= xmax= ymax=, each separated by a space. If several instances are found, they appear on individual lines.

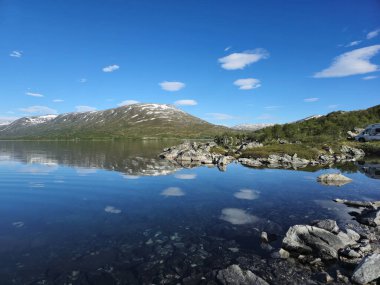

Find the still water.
xmin=0 ymin=141 xmax=379 ymax=284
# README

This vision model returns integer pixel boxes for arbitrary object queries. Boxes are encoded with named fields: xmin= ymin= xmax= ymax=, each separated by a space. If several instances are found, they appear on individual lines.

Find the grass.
xmin=240 ymin=144 xmax=322 ymax=160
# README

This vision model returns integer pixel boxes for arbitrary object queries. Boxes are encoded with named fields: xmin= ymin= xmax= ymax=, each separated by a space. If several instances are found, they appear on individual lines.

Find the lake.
xmin=0 ymin=141 xmax=379 ymax=284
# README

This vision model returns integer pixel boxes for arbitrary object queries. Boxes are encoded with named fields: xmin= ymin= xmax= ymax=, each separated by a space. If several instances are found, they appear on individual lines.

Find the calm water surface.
xmin=0 ymin=141 xmax=379 ymax=284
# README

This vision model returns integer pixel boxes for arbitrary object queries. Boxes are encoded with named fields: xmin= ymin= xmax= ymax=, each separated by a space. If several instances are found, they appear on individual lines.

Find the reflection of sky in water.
xmin=0 ymin=142 xmax=379 ymax=283
xmin=234 ymin=189 xmax=259 ymax=200
xmin=161 ymin=187 xmax=185 ymax=197
xmin=220 ymin=208 xmax=259 ymax=225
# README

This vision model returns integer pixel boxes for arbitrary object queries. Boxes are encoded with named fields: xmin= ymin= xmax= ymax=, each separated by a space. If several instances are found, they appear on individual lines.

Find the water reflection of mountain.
xmin=356 ymin=162 xmax=380 ymax=179
xmin=0 ymin=141 xmax=187 ymax=176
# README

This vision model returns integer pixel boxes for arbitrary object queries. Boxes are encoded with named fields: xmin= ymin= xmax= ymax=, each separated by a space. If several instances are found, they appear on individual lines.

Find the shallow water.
xmin=0 ymin=141 xmax=379 ymax=284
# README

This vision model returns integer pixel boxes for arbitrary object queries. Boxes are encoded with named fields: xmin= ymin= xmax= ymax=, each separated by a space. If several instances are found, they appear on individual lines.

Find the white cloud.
xmin=367 ymin=28 xmax=380 ymax=40
xmin=53 ymin=99 xmax=64 ymax=103
xmin=233 ymin=78 xmax=261 ymax=90
xmin=174 ymin=99 xmax=197 ymax=106
xmin=220 ymin=208 xmax=259 ymax=225
xmin=218 ymin=49 xmax=269 ymax=70
xmin=26 ymin=92 xmax=44 ymax=97
xmin=206 ymin=113 xmax=235 ymax=120
xmin=161 ymin=187 xmax=185 ymax=197
xmin=117 ymin=100 xmax=140 ymax=107
xmin=224 ymin=46 xmax=231 ymax=51
xmin=159 ymin=81 xmax=185 ymax=91
xmin=79 ymin=78 xmax=87 ymax=83
xmin=304 ymin=98 xmax=319 ymax=102
xmin=314 ymin=45 xmax=380 ymax=78
xmin=19 ymin=106 xmax=57 ymax=114
xmin=362 ymin=75 xmax=378 ymax=80
xmin=102 ymin=64 xmax=119 ymax=72
xmin=174 ymin=174 xmax=197 ymax=180
xmin=75 ymin=105 xmax=97 ymax=112
xmin=234 ymin=189 xmax=259 ymax=200
xmin=10 ymin=50 xmax=22 ymax=58
xmin=346 ymin=40 xmax=361 ymax=47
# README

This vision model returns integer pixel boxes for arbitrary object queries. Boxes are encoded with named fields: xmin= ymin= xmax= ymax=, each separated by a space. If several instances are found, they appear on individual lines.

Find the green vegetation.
xmin=240 ymin=144 xmax=321 ymax=160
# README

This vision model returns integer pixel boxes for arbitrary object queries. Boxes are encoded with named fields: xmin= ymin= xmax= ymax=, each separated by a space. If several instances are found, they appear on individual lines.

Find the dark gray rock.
xmin=311 ymin=219 xmax=339 ymax=234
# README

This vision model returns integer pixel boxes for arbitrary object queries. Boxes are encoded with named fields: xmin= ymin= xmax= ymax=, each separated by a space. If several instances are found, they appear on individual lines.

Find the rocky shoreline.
xmin=159 ymin=141 xmax=365 ymax=171
xmin=157 ymin=141 xmax=380 ymax=284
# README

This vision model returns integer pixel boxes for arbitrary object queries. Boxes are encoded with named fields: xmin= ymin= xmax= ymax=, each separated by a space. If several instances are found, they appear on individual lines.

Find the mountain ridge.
xmin=0 ymin=104 xmax=231 ymax=139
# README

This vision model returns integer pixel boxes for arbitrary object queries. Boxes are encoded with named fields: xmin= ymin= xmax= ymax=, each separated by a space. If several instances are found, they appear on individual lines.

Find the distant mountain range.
xmin=0 ymin=104 xmax=230 ymax=139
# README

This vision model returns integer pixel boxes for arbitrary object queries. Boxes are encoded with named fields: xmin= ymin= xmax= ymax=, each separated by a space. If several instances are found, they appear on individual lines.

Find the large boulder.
xmin=351 ymin=253 xmax=380 ymax=284
xmin=217 ymin=265 xmax=269 ymax=285
xmin=356 ymin=209 xmax=380 ymax=227
xmin=340 ymin=145 xmax=365 ymax=158
xmin=282 ymin=224 xmax=356 ymax=260
xmin=317 ymin=173 xmax=352 ymax=186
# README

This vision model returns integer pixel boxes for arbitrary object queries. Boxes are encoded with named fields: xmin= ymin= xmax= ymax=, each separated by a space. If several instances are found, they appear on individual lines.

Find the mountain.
xmin=292 ymin=115 xmax=323 ymax=123
xmin=0 ymin=104 xmax=230 ymax=139
xmin=232 ymin=123 xmax=274 ymax=131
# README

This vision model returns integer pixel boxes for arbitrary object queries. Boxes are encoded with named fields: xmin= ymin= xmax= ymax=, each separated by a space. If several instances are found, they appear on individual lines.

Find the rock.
xmin=279 ymin=248 xmax=290 ymax=259
xmin=356 ymin=209 xmax=380 ymax=227
xmin=238 ymin=158 xmax=263 ymax=167
xmin=351 ymin=253 xmax=380 ymax=284
xmin=313 ymin=272 xmax=334 ymax=283
xmin=311 ymin=219 xmax=339 ymax=234
xmin=346 ymin=229 xmax=361 ymax=242
xmin=317 ymin=173 xmax=352 ymax=186
xmin=261 ymin=232 xmax=269 ymax=243
xmin=333 ymin=199 xmax=380 ymax=209
xmin=282 ymin=225 xmax=356 ymax=261
xmin=217 ymin=264 xmax=269 ymax=285
xmin=340 ymin=145 xmax=365 ymax=158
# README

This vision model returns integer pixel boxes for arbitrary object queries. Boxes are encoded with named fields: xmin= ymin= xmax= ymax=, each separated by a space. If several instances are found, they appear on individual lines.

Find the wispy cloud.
xmin=0 ymin=116 xmax=18 ymax=124
xmin=174 ymin=99 xmax=197 ymax=106
xmin=102 ymin=64 xmax=119 ymax=72
xmin=159 ymin=81 xmax=185 ymax=91
xmin=75 ymin=105 xmax=97 ymax=112
xmin=79 ymin=78 xmax=87 ymax=83
xmin=233 ymin=78 xmax=261 ymax=90
xmin=304 ymin=98 xmax=319 ymax=102
xmin=117 ymin=100 xmax=140 ymax=106
xmin=19 ymin=106 xmax=57 ymax=114
xmin=224 ymin=46 xmax=231 ymax=51
xmin=10 ymin=50 xmax=22 ymax=58
xmin=314 ymin=45 xmax=380 ymax=78
xmin=218 ymin=49 xmax=269 ymax=70
xmin=26 ymin=92 xmax=44 ymax=98
xmin=206 ymin=113 xmax=236 ymax=120
xmin=345 ymin=40 xmax=361 ymax=47
xmin=362 ymin=75 xmax=378 ymax=80
xmin=256 ymin=114 xmax=274 ymax=120
xmin=264 ymin=105 xmax=281 ymax=110
xmin=328 ymin=104 xmax=339 ymax=109
xmin=367 ymin=28 xmax=380 ymax=40
xmin=53 ymin=99 xmax=64 ymax=103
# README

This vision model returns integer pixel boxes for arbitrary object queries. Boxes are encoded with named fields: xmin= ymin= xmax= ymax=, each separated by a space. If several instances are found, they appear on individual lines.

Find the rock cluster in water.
xmin=279 ymin=199 xmax=380 ymax=284
xmin=159 ymin=141 xmax=365 ymax=170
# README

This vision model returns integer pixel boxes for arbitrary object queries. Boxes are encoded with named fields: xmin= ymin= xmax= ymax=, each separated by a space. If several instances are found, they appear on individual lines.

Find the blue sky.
xmin=0 ymin=0 xmax=379 ymax=126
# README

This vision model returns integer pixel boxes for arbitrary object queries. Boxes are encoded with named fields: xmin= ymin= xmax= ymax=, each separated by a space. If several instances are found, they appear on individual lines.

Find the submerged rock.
xmin=217 ymin=264 xmax=269 ymax=285
xmin=317 ymin=173 xmax=352 ymax=186
xmin=351 ymin=253 xmax=380 ymax=284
